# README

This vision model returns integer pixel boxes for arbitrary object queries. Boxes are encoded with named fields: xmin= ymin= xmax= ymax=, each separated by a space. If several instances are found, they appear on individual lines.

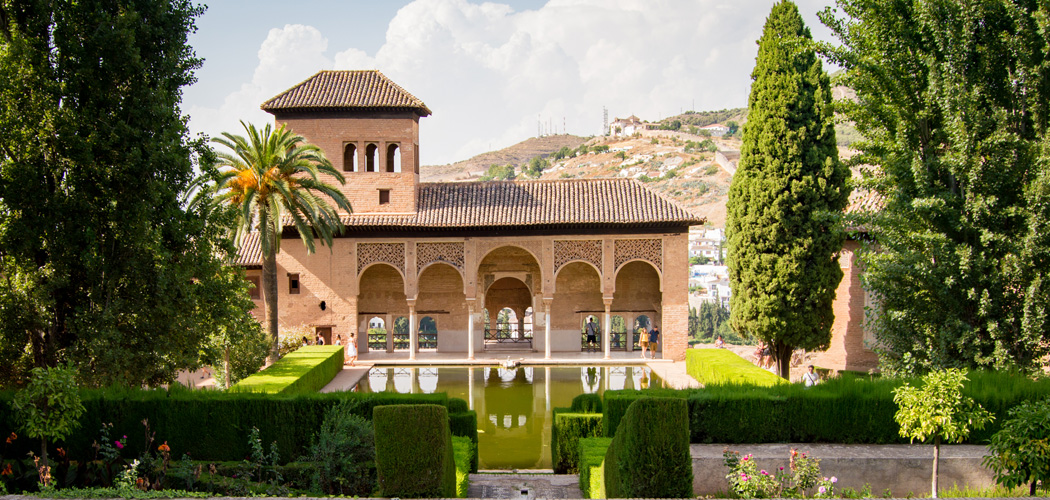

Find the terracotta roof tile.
xmin=261 ymin=70 xmax=431 ymax=116
xmin=231 ymin=232 xmax=262 ymax=267
xmin=340 ymin=178 xmax=704 ymax=229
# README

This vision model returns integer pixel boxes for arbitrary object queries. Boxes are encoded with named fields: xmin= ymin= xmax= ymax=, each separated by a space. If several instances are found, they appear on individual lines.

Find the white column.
xmin=543 ymin=298 xmax=553 ymax=360
xmin=468 ymin=367 xmax=475 ymax=411
xmin=408 ymin=301 xmax=417 ymax=361
xmin=467 ymin=301 xmax=475 ymax=360
xmin=603 ymin=299 xmax=612 ymax=360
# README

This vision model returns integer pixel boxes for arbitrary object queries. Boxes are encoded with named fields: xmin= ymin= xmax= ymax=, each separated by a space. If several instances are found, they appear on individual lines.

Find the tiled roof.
xmin=231 ymin=232 xmax=262 ymax=267
xmin=846 ymin=188 xmax=884 ymax=215
xmin=339 ymin=178 xmax=704 ymax=230
xmin=261 ymin=70 xmax=431 ymax=116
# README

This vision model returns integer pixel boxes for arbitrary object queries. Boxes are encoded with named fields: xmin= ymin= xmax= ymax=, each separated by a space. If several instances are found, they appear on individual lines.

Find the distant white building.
xmin=688 ymin=227 xmax=725 ymax=263
xmin=610 ymin=115 xmax=644 ymax=137
xmin=698 ymin=123 xmax=730 ymax=136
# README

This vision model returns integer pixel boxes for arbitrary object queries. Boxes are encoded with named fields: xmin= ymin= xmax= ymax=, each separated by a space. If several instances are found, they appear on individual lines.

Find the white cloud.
xmin=187 ymin=0 xmax=839 ymax=164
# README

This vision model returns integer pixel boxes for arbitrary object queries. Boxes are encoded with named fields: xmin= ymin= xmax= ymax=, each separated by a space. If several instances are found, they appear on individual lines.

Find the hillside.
xmin=422 ymin=134 xmax=588 ymax=182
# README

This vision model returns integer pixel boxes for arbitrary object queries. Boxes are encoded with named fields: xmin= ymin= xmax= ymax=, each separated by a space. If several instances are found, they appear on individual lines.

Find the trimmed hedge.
xmin=449 ymin=410 xmax=479 ymax=473
xmin=571 ymin=392 xmax=603 ymax=413
xmin=230 ymin=345 xmax=344 ymax=394
xmin=550 ymin=409 xmax=603 ymax=473
xmin=579 ymin=437 xmax=612 ymax=499
xmin=604 ymin=397 xmax=692 ymax=498
xmin=601 ymin=370 xmax=1050 ymax=444
xmin=686 ymin=348 xmax=785 ymax=387
xmin=0 ymin=387 xmax=474 ymax=463
xmin=373 ymin=404 xmax=456 ymax=498
xmin=452 ymin=436 xmax=473 ymax=498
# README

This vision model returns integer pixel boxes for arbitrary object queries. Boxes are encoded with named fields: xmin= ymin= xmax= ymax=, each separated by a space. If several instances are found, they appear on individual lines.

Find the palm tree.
xmin=208 ymin=121 xmax=352 ymax=362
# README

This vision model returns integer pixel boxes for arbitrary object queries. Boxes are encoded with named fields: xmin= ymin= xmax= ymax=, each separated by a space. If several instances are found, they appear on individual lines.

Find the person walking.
xmin=346 ymin=332 xmax=359 ymax=367
xmin=803 ymin=364 xmax=820 ymax=387
xmin=648 ymin=325 xmax=660 ymax=358
xmin=639 ymin=327 xmax=649 ymax=358
xmin=585 ymin=317 xmax=598 ymax=352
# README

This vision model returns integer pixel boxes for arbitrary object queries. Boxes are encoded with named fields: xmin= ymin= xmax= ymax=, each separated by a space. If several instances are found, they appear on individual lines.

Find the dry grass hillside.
xmin=422 ymin=134 xmax=588 ymax=182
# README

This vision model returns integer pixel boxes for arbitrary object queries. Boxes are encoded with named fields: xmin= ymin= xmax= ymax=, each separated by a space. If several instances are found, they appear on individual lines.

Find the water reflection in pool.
xmin=353 ymin=365 xmax=664 ymax=470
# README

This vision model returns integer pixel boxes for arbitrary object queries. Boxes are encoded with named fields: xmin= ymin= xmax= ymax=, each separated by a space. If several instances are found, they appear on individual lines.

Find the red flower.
xmin=5 ymin=432 xmax=15 ymax=444
xmin=1 ymin=463 xmax=12 ymax=476
xmin=158 ymin=442 xmax=170 ymax=452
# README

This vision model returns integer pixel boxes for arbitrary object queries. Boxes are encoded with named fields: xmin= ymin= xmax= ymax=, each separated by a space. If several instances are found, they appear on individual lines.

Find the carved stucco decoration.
xmin=553 ymin=239 xmax=603 ymax=274
xmin=357 ymin=242 xmax=406 ymax=275
xmin=416 ymin=242 xmax=465 ymax=273
xmin=614 ymin=238 xmax=662 ymax=272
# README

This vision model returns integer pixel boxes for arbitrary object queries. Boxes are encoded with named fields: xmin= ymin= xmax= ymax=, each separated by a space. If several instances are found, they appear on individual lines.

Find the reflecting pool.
xmin=353 ymin=365 xmax=664 ymax=470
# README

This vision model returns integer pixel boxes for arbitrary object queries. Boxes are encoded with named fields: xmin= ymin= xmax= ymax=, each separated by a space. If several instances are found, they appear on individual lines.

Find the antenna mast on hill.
xmin=603 ymin=106 xmax=608 ymax=136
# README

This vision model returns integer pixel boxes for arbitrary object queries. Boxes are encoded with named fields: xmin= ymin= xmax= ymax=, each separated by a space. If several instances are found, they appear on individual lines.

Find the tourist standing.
xmin=585 ymin=318 xmax=598 ymax=351
xmin=347 ymin=332 xmax=358 ymax=366
xmin=715 ymin=335 xmax=725 ymax=349
xmin=803 ymin=365 xmax=820 ymax=387
xmin=334 ymin=334 xmax=342 ymax=346
xmin=639 ymin=327 xmax=649 ymax=358
xmin=317 ymin=333 xmax=325 ymax=345
xmin=648 ymin=325 xmax=660 ymax=358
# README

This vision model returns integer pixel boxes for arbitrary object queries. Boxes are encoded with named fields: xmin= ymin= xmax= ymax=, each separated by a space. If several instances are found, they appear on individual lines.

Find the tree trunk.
xmin=1031 ymin=481 xmax=1037 ymax=496
xmin=932 ymin=436 xmax=940 ymax=498
xmin=223 ymin=345 xmax=231 ymax=389
xmin=40 ymin=436 xmax=49 ymax=478
xmin=773 ymin=340 xmax=792 ymax=379
xmin=260 ymin=211 xmax=280 ymax=364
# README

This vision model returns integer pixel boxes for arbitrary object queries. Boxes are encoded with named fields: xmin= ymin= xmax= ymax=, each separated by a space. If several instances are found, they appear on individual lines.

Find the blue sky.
xmin=182 ymin=0 xmax=838 ymax=165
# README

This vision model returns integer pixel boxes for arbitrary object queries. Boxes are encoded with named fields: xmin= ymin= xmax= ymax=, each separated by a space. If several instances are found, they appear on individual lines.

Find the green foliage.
xmin=894 ymin=369 xmax=993 ymax=445
xmin=578 ymin=437 xmax=611 ymax=499
xmin=309 ymin=402 xmax=375 ymax=496
xmin=694 ymin=302 xmax=731 ymax=342
xmin=451 ymin=436 xmax=473 ymax=498
xmin=11 ymin=364 xmax=85 ymax=464
xmin=570 ymin=393 xmax=603 ymax=413
xmin=686 ymin=349 xmax=786 ymax=387
xmin=726 ymin=0 xmax=848 ymax=380
xmin=478 ymin=163 xmax=517 ymax=181
xmin=448 ymin=410 xmax=479 ymax=473
xmin=373 ymin=404 xmax=456 ymax=498
xmin=522 ymin=156 xmax=549 ymax=178
xmin=551 ymin=146 xmax=574 ymax=160
xmin=603 ymin=397 xmax=692 ymax=498
xmin=208 ymin=307 xmax=269 ymax=389
xmin=723 ymin=448 xmax=828 ymax=498
xmin=983 ymin=398 xmax=1050 ymax=496
xmin=550 ymin=410 xmax=603 ymax=473
xmin=229 ymin=346 xmax=343 ymax=394
xmin=0 ymin=0 xmax=250 ymax=387
xmin=820 ymin=0 xmax=1050 ymax=375
xmin=592 ymin=145 xmax=610 ymax=153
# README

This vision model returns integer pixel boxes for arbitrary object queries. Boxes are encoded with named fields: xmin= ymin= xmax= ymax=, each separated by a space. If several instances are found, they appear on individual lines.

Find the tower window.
xmin=288 ymin=273 xmax=300 ymax=294
xmin=248 ymin=276 xmax=260 ymax=299
xmin=365 ymin=143 xmax=378 ymax=172
xmin=343 ymin=143 xmax=357 ymax=172
xmin=379 ymin=189 xmax=390 ymax=205
xmin=386 ymin=143 xmax=400 ymax=172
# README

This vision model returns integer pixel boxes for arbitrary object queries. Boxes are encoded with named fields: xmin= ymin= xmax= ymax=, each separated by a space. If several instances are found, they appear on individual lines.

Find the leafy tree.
xmin=0 ymin=0 xmax=251 ymax=386
xmin=205 ymin=122 xmax=352 ymax=363
xmin=522 ymin=156 xmax=548 ymax=178
xmin=820 ymin=0 xmax=1050 ymax=375
xmin=478 ymin=163 xmax=516 ymax=181
xmin=726 ymin=121 xmax=740 ymax=135
xmin=11 ymin=364 xmax=84 ymax=469
xmin=726 ymin=0 xmax=849 ymax=379
xmin=983 ymin=398 xmax=1050 ymax=496
xmin=310 ymin=402 xmax=376 ymax=496
xmin=697 ymin=301 xmax=731 ymax=342
xmin=893 ymin=368 xmax=993 ymax=498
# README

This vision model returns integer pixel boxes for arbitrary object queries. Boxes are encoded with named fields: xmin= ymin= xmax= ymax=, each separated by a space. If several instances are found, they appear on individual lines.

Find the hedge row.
xmin=374 ymin=404 xmax=456 ymax=499
xmin=578 ymin=437 xmax=611 ymax=499
xmin=686 ymin=348 xmax=784 ymax=387
xmin=452 ymin=436 xmax=473 ymax=498
xmin=0 ymin=386 xmax=474 ymax=463
xmin=602 ymin=370 xmax=1050 ymax=444
xmin=571 ymin=393 xmax=603 ymax=413
xmin=550 ymin=410 xmax=602 ymax=473
xmin=230 ymin=345 xmax=344 ymax=394
xmin=603 ymin=397 xmax=693 ymax=498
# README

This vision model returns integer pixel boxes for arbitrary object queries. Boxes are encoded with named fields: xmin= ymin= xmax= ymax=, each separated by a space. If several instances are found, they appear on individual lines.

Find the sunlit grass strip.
xmin=578 ymin=437 xmax=612 ymax=499
xmin=230 ymin=345 xmax=344 ymax=394
xmin=686 ymin=348 xmax=786 ymax=387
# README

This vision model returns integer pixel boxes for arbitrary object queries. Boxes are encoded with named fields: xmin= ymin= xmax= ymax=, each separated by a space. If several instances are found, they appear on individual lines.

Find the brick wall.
xmin=811 ymin=240 xmax=879 ymax=372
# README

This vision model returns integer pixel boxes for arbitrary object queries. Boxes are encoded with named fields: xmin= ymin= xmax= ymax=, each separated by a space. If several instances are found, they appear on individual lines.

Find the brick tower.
xmin=261 ymin=70 xmax=431 ymax=214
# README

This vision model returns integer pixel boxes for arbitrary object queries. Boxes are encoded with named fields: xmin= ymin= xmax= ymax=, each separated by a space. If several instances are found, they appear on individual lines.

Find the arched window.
xmin=343 ymin=143 xmax=357 ymax=172
xmin=496 ymin=308 xmax=518 ymax=340
xmin=581 ymin=314 xmax=601 ymax=351
xmin=611 ymin=315 xmax=626 ymax=350
xmin=386 ymin=143 xmax=400 ymax=172
xmin=419 ymin=316 xmax=437 ymax=349
xmin=368 ymin=316 xmax=386 ymax=351
xmin=393 ymin=316 xmax=409 ymax=351
xmin=365 ymin=143 xmax=378 ymax=172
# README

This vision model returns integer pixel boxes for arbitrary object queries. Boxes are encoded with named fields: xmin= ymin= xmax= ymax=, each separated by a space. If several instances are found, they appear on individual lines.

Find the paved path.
xmin=467 ymin=473 xmax=580 ymax=499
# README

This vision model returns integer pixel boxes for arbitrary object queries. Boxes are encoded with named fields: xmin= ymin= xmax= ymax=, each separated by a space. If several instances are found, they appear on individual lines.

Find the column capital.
xmin=542 ymin=296 xmax=554 ymax=306
xmin=603 ymin=296 xmax=614 ymax=307
xmin=406 ymin=298 xmax=417 ymax=309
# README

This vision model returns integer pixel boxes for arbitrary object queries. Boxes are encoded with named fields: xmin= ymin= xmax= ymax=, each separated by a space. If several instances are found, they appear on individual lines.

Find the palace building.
xmin=235 ymin=70 xmax=704 ymax=361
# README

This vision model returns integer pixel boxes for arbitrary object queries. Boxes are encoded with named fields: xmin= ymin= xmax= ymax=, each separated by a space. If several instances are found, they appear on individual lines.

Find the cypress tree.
xmin=726 ymin=0 xmax=849 ymax=379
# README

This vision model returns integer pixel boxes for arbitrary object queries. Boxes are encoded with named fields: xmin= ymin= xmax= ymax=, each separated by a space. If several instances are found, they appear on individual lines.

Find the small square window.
xmin=248 ymin=276 xmax=261 ymax=300
xmin=288 ymin=273 xmax=300 ymax=294
xmin=379 ymin=189 xmax=390 ymax=205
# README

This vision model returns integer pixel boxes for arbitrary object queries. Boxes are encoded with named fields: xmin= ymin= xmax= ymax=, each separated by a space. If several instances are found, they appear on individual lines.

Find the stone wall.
xmin=812 ymin=239 xmax=879 ymax=372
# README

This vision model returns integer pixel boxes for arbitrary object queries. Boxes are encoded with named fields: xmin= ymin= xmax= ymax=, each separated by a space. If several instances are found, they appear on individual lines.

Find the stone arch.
xmin=343 ymin=143 xmax=357 ymax=172
xmin=365 ymin=143 xmax=378 ymax=172
xmin=367 ymin=316 xmax=387 ymax=351
xmin=613 ymin=261 xmax=661 ymax=351
xmin=358 ymin=263 xmax=407 ymax=350
xmin=417 ymin=262 xmax=467 ymax=351
xmin=418 ymin=316 xmax=437 ymax=349
xmin=613 ymin=258 xmax=663 ymax=292
xmin=484 ymin=278 xmax=532 ymax=327
xmin=386 ymin=143 xmax=400 ymax=172
xmin=552 ymin=259 xmax=602 ymax=293
xmin=551 ymin=261 xmax=603 ymax=351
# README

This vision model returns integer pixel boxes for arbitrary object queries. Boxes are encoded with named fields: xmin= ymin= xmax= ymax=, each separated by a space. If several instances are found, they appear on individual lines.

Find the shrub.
xmin=571 ymin=393 xmax=603 ymax=413
xmin=686 ymin=349 xmax=785 ymax=387
xmin=373 ymin=405 xmax=456 ymax=498
xmin=983 ymin=397 xmax=1050 ymax=496
xmin=550 ymin=410 xmax=602 ymax=473
xmin=604 ymin=397 xmax=692 ymax=498
xmin=579 ymin=437 xmax=611 ymax=499
xmin=229 ymin=346 xmax=343 ymax=394
xmin=451 ymin=436 xmax=473 ymax=498
xmin=602 ymin=388 xmax=688 ymax=437
xmin=309 ymin=402 xmax=376 ymax=496
xmin=449 ymin=410 xmax=479 ymax=473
